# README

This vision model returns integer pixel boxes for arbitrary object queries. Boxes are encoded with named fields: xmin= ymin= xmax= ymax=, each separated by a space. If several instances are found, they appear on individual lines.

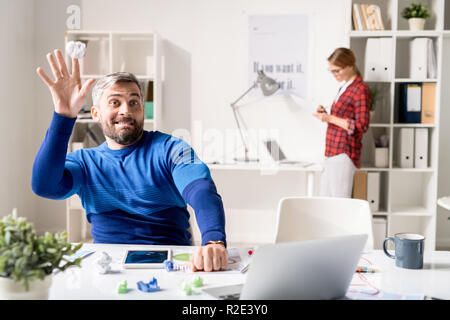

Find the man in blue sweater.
xmin=32 ymin=49 xmax=227 ymax=272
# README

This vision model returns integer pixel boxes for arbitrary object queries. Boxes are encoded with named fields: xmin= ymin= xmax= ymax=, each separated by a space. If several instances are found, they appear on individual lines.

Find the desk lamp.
xmin=230 ymin=70 xmax=280 ymax=162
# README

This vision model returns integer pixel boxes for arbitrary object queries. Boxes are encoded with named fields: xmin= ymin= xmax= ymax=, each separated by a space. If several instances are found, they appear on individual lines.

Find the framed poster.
xmin=249 ymin=15 xmax=309 ymax=99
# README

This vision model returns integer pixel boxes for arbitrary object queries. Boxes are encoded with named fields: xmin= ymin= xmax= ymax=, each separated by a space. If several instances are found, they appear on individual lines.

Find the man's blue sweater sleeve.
xmin=31 ymin=112 xmax=83 ymax=200
xmin=166 ymin=136 xmax=227 ymax=246
xmin=182 ymin=178 xmax=227 ymax=247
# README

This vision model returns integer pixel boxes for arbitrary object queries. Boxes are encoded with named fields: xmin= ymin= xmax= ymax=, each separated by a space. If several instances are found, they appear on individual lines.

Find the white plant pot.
xmin=408 ymin=18 xmax=426 ymax=31
xmin=0 ymin=275 xmax=52 ymax=300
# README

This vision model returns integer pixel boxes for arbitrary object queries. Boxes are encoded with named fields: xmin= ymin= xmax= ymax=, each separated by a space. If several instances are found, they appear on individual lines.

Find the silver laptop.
xmin=263 ymin=139 xmax=312 ymax=167
xmin=202 ymin=234 xmax=368 ymax=300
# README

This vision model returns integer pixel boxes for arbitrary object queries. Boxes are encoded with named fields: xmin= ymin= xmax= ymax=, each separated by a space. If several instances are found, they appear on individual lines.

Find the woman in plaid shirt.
xmin=313 ymin=48 xmax=371 ymax=198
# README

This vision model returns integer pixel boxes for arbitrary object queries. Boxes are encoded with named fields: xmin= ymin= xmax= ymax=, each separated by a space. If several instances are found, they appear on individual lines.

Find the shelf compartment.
xmin=361 ymin=126 xmax=391 ymax=168
xmin=393 ymin=83 xmax=437 ymax=125
xmin=351 ymin=0 xmax=395 ymax=31
xmin=350 ymin=37 xmax=394 ymax=82
xmin=397 ymin=0 xmax=444 ymax=31
xmin=389 ymin=171 xmax=435 ymax=213
xmin=395 ymin=37 xmax=439 ymax=79
xmin=367 ymin=82 xmax=392 ymax=124
xmin=65 ymin=32 xmax=110 ymax=76
xmin=392 ymin=126 xmax=435 ymax=169
xmin=70 ymin=122 xmax=106 ymax=150
xmin=112 ymin=34 xmax=155 ymax=77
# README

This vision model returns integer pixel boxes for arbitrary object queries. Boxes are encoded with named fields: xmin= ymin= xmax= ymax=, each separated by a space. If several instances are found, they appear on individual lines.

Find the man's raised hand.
xmin=36 ymin=49 xmax=95 ymax=118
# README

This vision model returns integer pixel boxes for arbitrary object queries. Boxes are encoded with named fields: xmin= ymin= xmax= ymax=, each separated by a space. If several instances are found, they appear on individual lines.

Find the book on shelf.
xmin=352 ymin=171 xmax=367 ymax=200
xmin=352 ymin=170 xmax=381 ymax=212
xmin=427 ymin=39 xmax=437 ymax=79
xmin=367 ymin=172 xmax=380 ymax=212
xmin=352 ymin=3 xmax=384 ymax=31
xmin=399 ymin=83 xmax=422 ymax=123
xmin=352 ymin=4 xmax=363 ymax=31
xmin=397 ymin=128 xmax=414 ymax=168
xmin=421 ymin=83 xmax=435 ymax=124
xmin=414 ymin=128 xmax=428 ymax=169
xmin=364 ymin=38 xmax=392 ymax=81
xmin=410 ymin=38 xmax=437 ymax=79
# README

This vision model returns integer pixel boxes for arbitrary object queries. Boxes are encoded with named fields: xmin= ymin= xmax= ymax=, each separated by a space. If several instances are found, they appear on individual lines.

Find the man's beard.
xmin=100 ymin=116 xmax=144 ymax=146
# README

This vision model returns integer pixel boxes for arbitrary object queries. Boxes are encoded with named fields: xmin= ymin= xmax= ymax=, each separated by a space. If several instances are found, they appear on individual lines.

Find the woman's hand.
xmin=316 ymin=105 xmax=327 ymax=114
xmin=313 ymin=105 xmax=349 ymax=130
xmin=313 ymin=112 xmax=330 ymax=123
xmin=313 ymin=105 xmax=330 ymax=122
xmin=36 ymin=49 xmax=96 ymax=118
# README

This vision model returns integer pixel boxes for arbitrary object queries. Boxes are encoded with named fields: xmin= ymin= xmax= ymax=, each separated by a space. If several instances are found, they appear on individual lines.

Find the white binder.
xmin=414 ymin=128 xmax=428 ymax=168
xmin=398 ymin=128 xmax=414 ymax=168
xmin=364 ymin=38 xmax=392 ymax=81
xmin=427 ymin=39 xmax=437 ymax=79
xmin=372 ymin=216 xmax=387 ymax=249
xmin=410 ymin=38 xmax=429 ymax=79
xmin=367 ymin=172 xmax=380 ymax=212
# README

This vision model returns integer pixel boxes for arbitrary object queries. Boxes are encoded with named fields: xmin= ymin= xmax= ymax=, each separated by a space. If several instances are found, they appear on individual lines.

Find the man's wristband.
xmin=205 ymin=240 xmax=225 ymax=247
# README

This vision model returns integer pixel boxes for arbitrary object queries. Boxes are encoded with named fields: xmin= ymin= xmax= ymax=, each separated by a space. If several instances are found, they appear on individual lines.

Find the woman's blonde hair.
xmin=328 ymin=47 xmax=361 ymax=77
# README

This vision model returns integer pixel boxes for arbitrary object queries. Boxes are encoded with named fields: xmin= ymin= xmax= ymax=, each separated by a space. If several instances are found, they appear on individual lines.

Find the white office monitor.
xmin=263 ymin=139 xmax=312 ymax=166
xmin=202 ymin=234 xmax=368 ymax=300
xmin=264 ymin=139 xmax=287 ymax=161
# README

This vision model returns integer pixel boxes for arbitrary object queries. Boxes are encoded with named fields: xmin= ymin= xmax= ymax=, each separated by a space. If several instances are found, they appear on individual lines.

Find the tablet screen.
xmin=124 ymin=250 xmax=169 ymax=264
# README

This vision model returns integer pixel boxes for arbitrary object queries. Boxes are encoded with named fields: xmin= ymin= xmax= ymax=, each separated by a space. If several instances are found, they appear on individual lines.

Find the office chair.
xmin=274 ymin=196 xmax=374 ymax=251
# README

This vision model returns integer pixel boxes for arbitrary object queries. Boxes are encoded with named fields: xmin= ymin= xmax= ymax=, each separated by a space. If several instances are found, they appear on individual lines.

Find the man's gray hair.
xmin=91 ymin=72 xmax=144 ymax=106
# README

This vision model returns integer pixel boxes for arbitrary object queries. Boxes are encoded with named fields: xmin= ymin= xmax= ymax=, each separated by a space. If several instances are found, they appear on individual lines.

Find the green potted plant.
xmin=0 ymin=209 xmax=82 ymax=299
xmin=402 ymin=2 xmax=431 ymax=31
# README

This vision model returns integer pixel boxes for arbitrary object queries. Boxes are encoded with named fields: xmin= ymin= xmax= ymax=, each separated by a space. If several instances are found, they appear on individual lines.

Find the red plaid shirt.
xmin=325 ymin=76 xmax=371 ymax=168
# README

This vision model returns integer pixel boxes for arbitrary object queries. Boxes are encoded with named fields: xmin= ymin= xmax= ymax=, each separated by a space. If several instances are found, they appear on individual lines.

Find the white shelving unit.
xmin=345 ymin=0 xmax=450 ymax=250
xmin=63 ymin=31 xmax=163 ymax=242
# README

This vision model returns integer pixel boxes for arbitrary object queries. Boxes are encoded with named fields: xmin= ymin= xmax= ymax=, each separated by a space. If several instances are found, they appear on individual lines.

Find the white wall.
xmin=81 ymin=0 xmax=347 ymax=163
xmin=0 ymin=0 xmax=36 ymax=222
xmin=32 ymin=0 xmax=82 ymax=234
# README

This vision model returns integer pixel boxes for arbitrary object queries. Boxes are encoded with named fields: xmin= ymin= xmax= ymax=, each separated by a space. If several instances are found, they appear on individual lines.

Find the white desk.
xmin=353 ymin=250 xmax=450 ymax=300
xmin=189 ymin=163 xmax=324 ymax=245
xmin=49 ymin=243 xmax=450 ymax=300
xmin=208 ymin=163 xmax=322 ymax=197
xmin=50 ymin=243 xmax=247 ymax=300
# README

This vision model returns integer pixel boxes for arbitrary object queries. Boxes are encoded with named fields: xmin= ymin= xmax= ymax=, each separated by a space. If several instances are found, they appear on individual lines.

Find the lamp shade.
xmin=256 ymin=70 xmax=280 ymax=96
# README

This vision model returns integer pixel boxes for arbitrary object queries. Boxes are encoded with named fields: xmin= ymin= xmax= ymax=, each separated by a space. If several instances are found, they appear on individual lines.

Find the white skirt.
xmin=319 ymin=153 xmax=356 ymax=198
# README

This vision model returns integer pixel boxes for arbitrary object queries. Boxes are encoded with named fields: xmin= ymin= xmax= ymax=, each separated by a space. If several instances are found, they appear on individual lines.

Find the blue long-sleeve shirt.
xmin=32 ymin=112 xmax=226 ymax=246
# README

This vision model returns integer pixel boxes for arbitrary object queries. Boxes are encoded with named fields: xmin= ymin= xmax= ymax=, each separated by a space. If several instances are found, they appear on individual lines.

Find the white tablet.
xmin=122 ymin=249 xmax=172 ymax=269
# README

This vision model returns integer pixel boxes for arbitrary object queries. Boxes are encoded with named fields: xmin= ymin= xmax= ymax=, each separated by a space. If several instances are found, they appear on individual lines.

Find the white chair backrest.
xmin=274 ymin=196 xmax=374 ymax=251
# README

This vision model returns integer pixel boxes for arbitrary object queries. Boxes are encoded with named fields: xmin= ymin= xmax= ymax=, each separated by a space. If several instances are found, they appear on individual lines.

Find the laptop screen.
xmin=264 ymin=140 xmax=287 ymax=161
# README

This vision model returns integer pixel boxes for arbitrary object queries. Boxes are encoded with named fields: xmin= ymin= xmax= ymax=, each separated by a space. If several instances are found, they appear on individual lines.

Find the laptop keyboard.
xmin=202 ymin=284 xmax=243 ymax=300
xmin=219 ymin=293 xmax=241 ymax=300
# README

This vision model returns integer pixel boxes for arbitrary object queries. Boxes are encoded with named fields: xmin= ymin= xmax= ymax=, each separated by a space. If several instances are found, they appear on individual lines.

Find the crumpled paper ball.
xmin=65 ymin=41 xmax=87 ymax=59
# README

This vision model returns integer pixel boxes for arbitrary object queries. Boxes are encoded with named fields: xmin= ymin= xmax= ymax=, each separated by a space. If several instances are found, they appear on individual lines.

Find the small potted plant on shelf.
xmin=0 ymin=209 xmax=82 ymax=299
xmin=402 ymin=2 xmax=430 ymax=31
